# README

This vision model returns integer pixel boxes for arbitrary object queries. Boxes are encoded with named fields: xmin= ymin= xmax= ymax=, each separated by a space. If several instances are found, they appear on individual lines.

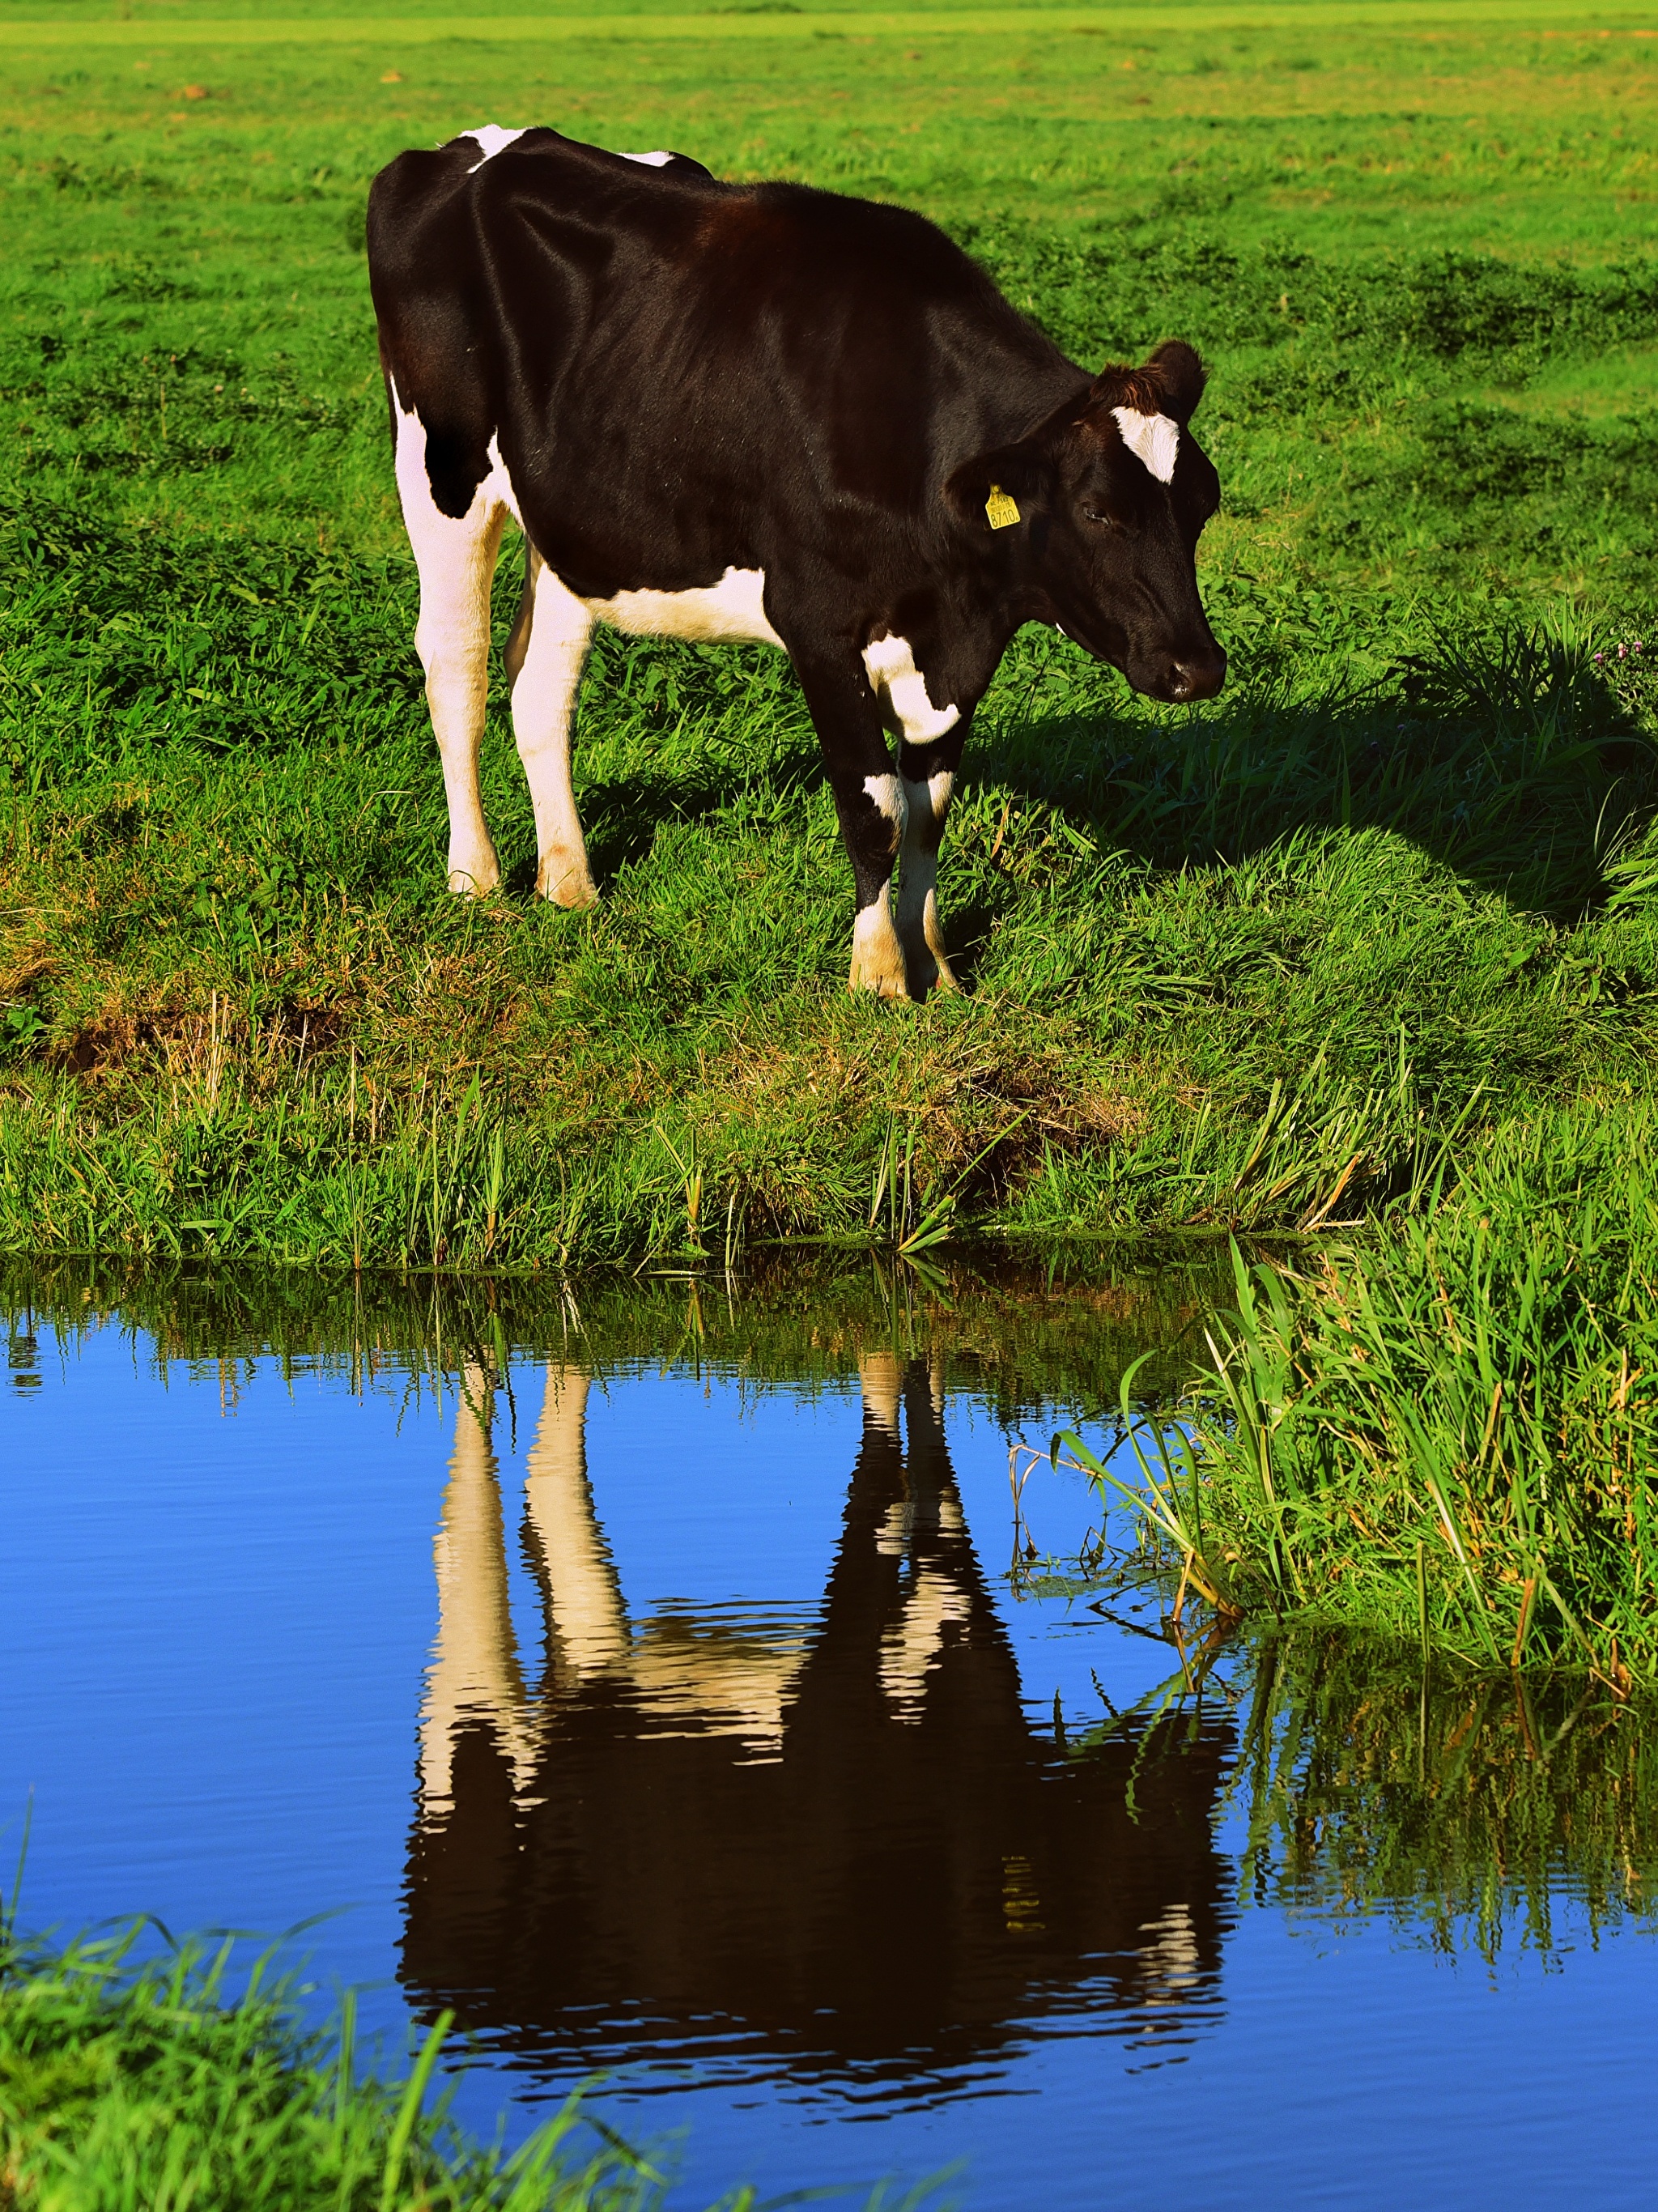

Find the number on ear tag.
xmin=984 ymin=483 xmax=1021 ymax=530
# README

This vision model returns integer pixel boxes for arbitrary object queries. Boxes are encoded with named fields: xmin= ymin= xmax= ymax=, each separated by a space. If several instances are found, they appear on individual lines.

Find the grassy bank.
xmin=3 ymin=7 xmax=1658 ymax=1263
xmin=1064 ymin=1102 xmax=1658 ymax=1681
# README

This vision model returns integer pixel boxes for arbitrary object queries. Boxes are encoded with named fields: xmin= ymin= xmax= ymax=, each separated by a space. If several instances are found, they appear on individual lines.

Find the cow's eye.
xmin=1081 ymin=505 xmax=1120 ymax=529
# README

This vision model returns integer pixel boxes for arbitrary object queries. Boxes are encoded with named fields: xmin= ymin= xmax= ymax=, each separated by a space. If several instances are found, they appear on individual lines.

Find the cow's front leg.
xmin=844 ymin=767 xmax=909 ymax=997
xmin=791 ymin=647 xmax=912 ymax=997
xmin=896 ymin=728 xmax=967 ymax=997
xmin=508 ymin=548 xmax=598 ymax=907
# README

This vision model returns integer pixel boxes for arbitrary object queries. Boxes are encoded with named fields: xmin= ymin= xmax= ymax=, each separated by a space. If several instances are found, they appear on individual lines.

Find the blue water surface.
xmin=2 ymin=1313 xmax=1654 ymax=2211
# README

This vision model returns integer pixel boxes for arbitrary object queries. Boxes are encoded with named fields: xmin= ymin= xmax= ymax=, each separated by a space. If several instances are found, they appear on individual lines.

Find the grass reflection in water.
xmin=1230 ymin=1633 xmax=1657 ymax=1963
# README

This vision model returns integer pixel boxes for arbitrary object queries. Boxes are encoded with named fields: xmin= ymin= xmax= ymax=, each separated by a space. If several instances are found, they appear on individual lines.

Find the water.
xmin=3 ymin=1266 xmax=1656 ymax=2210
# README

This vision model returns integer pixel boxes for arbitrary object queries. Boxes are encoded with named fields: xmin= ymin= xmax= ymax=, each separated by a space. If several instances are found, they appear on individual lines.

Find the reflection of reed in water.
xmin=402 ymin=1356 xmax=1233 ymax=2091
xmin=1237 ymin=1634 xmax=1658 ymax=1959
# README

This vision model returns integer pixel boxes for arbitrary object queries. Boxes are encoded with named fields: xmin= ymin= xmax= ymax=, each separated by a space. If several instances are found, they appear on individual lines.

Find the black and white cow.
xmin=368 ymin=126 xmax=1226 ymax=998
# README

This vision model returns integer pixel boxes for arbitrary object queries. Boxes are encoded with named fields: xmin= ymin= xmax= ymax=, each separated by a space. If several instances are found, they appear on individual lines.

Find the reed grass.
xmin=1063 ymin=1103 xmax=1658 ymax=1678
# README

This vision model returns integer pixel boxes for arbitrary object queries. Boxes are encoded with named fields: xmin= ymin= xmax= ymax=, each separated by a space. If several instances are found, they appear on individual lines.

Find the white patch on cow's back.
xmin=619 ymin=149 xmax=674 ymax=166
xmin=861 ymin=632 xmax=960 ymax=744
xmin=1112 ymin=405 xmax=1180 ymax=485
xmin=462 ymin=124 xmax=528 ymax=170
xmin=588 ymin=566 xmax=783 ymax=648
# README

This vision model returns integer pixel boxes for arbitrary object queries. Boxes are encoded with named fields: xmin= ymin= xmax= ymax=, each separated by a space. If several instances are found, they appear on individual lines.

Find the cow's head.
xmin=949 ymin=341 xmax=1226 ymax=704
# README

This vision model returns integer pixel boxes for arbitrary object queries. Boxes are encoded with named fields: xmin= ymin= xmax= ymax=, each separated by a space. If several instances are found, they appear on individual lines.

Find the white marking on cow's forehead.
xmin=461 ymin=124 xmax=528 ymax=171
xmin=1112 ymin=406 xmax=1180 ymax=485
xmin=619 ymin=149 xmax=674 ymax=167
xmin=861 ymin=633 xmax=960 ymax=744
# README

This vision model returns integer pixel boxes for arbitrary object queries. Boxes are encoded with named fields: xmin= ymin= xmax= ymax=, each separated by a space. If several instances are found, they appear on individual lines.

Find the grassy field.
xmin=3 ymin=6 xmax=1658 ymax=1660
xmin=3 ymin=1 xmax=1658 ymax=1261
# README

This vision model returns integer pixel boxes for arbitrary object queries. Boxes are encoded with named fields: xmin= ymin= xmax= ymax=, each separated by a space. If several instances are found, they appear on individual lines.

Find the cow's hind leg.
xmin=508 ymin=547 xmax=597 ymax=907
xmin=896 ymin=730 xmax=965 ymax=996
xmin=394 ymin=406 xmax=508 ymax=895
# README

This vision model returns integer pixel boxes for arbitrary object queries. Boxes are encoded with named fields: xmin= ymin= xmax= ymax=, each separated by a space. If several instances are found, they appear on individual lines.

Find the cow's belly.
xmin=586 ymin=567 xmax=783 ymax=648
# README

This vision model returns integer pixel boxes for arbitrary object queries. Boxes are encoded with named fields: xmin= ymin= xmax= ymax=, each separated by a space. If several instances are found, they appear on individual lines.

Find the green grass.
xmin=0 ymin=1927 xmax=626 ymax=2211
xmin=1069 ymin=1108 xmax=1658 ymax=1680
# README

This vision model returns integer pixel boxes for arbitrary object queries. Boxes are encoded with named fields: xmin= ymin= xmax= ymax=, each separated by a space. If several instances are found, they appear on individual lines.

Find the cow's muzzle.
xmin=1158 ymin=644 xmax=1227 ymax=704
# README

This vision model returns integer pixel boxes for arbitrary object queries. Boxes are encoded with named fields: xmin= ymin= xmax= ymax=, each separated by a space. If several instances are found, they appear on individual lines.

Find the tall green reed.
xmin=1068 ymin=1105 xmax=1658 ymax=1679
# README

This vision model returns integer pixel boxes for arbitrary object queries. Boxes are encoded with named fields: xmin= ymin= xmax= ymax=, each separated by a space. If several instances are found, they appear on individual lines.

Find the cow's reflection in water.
xmin=402 ymin=1357 xmax=1231 ymax=2091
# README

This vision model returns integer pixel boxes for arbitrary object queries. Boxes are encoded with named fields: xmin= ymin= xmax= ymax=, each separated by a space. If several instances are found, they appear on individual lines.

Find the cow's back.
xmin=368 ymin=129 xmax=1074 ymax=568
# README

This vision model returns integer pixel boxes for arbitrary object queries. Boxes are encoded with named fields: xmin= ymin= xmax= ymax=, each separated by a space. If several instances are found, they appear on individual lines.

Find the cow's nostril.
xmin=1170 ymin=653 xmax=1226 ymax=703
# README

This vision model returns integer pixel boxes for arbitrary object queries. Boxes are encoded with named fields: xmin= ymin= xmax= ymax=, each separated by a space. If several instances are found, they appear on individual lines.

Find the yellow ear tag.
xmin=984 ymin=483 xmax=1021 ymax=530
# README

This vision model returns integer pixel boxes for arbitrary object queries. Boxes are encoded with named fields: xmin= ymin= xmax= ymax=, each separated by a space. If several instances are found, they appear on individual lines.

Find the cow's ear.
xmin=1090 ymin=341 xmax=1207 ymax=428
xmin=1145 ymin=340 xmax=1206 ymax=425
xmin=944 ymin=440 xmax=1050 ymax=531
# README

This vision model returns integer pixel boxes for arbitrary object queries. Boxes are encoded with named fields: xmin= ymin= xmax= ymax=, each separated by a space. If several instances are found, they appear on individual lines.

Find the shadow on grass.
xmin=571 ymin=742 xmax=825 ymax=890
xmin=977 ymin=625 xmax=1656 ymax=923
xmin=548 ymin=624 xmax=1656 ymax=937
